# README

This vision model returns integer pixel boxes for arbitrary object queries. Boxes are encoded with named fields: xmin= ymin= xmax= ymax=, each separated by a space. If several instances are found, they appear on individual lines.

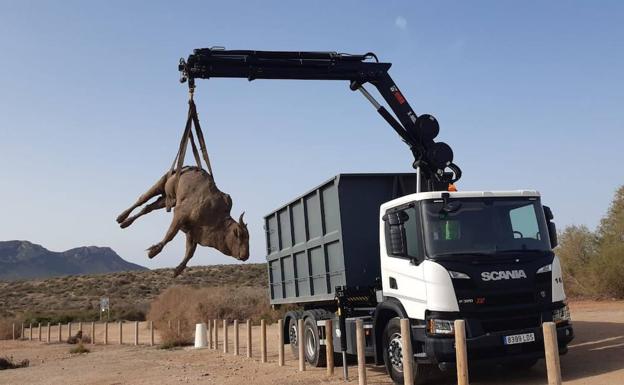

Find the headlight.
xmin=537 ymin=264 xmax=552 ymax=274
xmin=427 ymin=319 xmax=455 ymax=335
xmin=553 ymin=305 xmax=571 ymax=324
xmin=448 ymin=270 xmax=470 ymax=279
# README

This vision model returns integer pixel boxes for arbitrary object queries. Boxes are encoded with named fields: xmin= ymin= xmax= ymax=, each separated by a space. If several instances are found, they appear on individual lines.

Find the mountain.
xmin=0 ymin=240 xmax=147 ymax=281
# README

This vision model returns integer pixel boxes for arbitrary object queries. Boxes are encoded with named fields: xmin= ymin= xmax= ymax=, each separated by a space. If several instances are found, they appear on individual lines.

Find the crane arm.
xmin=179 ymin=48 xmax=461 ymax=190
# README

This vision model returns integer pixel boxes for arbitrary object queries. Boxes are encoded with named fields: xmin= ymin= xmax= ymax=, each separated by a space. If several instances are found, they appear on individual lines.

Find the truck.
xmin=179 ymin=48 xmax=574 ymax=384
xmin=265 ymin=173 xmax=573 ymax=383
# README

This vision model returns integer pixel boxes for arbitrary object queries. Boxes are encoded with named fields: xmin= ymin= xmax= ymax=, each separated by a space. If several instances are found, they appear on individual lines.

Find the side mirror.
xmin=547 ymin=221 xmax=558 ymax=248
xmin=543 ymin=206 xmax=558 ymax=248
xmin=383 ymin=212 xmax=408 ymax=257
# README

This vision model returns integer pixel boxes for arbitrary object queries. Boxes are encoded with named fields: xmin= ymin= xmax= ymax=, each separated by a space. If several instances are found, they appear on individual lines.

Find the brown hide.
xmin=116 ymin=166 xmax=249 ymax=277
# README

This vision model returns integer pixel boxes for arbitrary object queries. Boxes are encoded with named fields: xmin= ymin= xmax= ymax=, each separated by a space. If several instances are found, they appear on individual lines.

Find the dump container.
xmin=265 ymin=173 xmax=416 ymax=305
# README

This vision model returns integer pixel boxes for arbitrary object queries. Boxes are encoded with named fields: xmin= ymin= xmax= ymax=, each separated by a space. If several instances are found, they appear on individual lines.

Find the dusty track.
xmin=1 ymin=300 xmax=623 ymax=385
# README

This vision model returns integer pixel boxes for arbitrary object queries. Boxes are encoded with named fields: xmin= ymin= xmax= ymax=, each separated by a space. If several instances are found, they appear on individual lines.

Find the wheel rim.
xmin=289 ymin=323 xmax=297 ymax=346
xmin=305 ymin=326 xmax=316 ymax=358
xmin=388 ymin=332 xmax=403 ymax=372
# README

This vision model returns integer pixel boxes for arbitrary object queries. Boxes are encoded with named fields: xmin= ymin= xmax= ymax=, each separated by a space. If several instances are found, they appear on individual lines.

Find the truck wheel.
xmin=289 ymin=317 xmax=299 ymax=359
xmin=303 ymin=316 xmax=327 ymax=367
xmin=382 ymin=318 xmax=432 ymax=385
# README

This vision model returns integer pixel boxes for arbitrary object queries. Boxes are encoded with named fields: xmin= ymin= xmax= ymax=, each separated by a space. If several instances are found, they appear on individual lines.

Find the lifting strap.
xmin=166 ymin=94 xmax=214 ymax=211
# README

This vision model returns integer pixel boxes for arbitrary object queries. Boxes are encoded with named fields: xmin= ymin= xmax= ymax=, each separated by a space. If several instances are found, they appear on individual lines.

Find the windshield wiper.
xmin=495 ymin=249 xmax=550 ymax=254
xmin=431 ymin=251 xmax=495 ymax=260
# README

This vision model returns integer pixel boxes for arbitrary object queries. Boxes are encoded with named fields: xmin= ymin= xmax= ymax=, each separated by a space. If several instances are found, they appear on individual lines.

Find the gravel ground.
xmin=1 ymin=300 xmax=622 ymax=385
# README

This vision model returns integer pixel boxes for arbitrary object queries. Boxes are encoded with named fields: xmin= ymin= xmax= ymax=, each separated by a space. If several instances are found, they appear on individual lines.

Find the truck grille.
xmin=481 ymin=314 xmax=540 ymax=333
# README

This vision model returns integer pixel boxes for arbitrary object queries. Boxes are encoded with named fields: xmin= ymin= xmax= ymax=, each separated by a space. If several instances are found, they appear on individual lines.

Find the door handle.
xmin=389 ymin=277 xmax=398 ymax=289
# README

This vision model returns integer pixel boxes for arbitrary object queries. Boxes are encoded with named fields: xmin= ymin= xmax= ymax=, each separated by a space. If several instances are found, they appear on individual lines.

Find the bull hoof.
xmin=173 ymin=265 xmax=186 ymax=277
xmin=147 ymin=244 xmax=163 ymax=258
xmin=116 ymin=212 xmax=129 ymax=224
xmin=119 ymin=219 xmax=133 ymax=229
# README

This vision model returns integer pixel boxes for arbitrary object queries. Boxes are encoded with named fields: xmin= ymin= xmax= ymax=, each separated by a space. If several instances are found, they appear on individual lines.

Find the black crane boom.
xmin=179 ymin=48 xmax=461 ymax=191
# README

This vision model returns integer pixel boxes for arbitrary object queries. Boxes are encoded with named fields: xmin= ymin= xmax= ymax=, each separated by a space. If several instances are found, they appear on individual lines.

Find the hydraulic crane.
xmin=178 ymin=48 xmax=462 ymax=192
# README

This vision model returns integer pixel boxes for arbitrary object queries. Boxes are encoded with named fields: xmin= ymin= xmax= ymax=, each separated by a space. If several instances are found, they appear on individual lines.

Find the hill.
xmin=0 ymin=240 xmax=147 ymax=281
xmin=0 ymin=263 xmax=268 ymax=321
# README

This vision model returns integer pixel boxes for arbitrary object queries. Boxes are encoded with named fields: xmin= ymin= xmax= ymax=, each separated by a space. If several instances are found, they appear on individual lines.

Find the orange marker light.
xmin=448 ymin=184 xmax=457 ymax=192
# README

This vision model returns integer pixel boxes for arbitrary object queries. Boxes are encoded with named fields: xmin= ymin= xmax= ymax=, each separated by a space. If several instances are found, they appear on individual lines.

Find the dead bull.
xmin=116 ymin=166 xmax=249 ymax=276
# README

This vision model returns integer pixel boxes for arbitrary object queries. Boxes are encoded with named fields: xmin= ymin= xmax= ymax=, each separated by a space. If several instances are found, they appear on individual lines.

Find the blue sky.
xmin=1 ymin=1 xmax=622 ymax=268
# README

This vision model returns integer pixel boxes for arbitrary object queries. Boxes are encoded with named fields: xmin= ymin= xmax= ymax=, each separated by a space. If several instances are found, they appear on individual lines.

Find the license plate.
xmin=503 ymin=332 xmax=535 ymax=345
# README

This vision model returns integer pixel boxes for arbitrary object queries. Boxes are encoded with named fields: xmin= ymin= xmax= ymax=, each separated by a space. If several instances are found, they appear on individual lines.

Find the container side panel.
xmin=283 ymin=255 xmax=296 ymax=298
xmin=326 ymin=240 xmax=345 ymax=292
xmin=278 ymin=209 xmax=292 ymax=249
xmin=269 ymin=260 xmax=283 ymax=300
xmin=322 ymin=184 xmax=340 ymax=235
xmin=309 ymin=246 xmax=327 ymax=295
xmin=295 ymin=251 xmax=310 ymax=297
xmin=305 ymin=193 xmax=322 ymax=239
xmin=292 ymin=201 xmax=306 ymax=245
xmin=267 ymin=215 xmax=279 ymax=255
xmin=339 ymin=175 xmax=416 ymax=288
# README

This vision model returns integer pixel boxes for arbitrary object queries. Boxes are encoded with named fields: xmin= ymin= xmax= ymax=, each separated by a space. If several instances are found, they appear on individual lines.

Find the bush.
xmin=0 ymin=318 xmax=21 ymax=340
xmin=147 ymin=285 xmax=286 ymax=346
xmin=0 ymin=357 xmax=29 ymax=370
xmin=69 ymin=342 xmax=90 ymax=354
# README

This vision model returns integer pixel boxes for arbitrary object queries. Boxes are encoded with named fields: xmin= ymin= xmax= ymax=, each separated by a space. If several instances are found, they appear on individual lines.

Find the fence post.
xmin=12 ymin=323 xmax=15 ymax=340
xmin=208 ymin=320 xmax=213 ymax=349
xmin=223 ymin=319 xmax=229 ymax=353
xmin=37 ymin=323 xmax=41 ymax=341
xmin=400 ymin=319 xmax=413 ymax=385
xmin=79 ymin=321 xmax=83 ymax=333
xmin=168 ymin=320 xmax=171 ymax=330
xmin=29 ymin=323 xmax=33 ymax=340
xmin=177 ymin=319 xmax=181 ymax=336
xmin=246 ymin=319 xmax=252 ymax=358
xmin=47 ymin=323 xmax=51 ymax=343
xmin=150 ymin=321 xmax=154 ymax=346
xmin=298 ymin=318 xmax=305 ymax=371
xmin=214 ymin=319 xmax=219 ymax=351
xmin=543 ymin=322 xmax=562 ymax=385
xmin=119 ymin=321 xmax=123 ymax=345
xmin=134 ymin=321 xmax=139 ymax=345
xmin=260 ymin=319 xmax=267 ymax=363
xmin=58 ymin=322 xmax=61 ymax=342
xmin=68 ymin=322 xmax=72 ymax=339
xmin=454 ymin=320 xmax=469 ymax=385
xmin=325 ymin=319 xmax=334 ymax=375
xmin=234 ymin=320 xmax=239 ymax=355
xmin=104 ymin=322 xmax=108 ymax=345
xmin=91 ymin=322 xmax=96 ymax=345
xmin=278 ymin=319 xmax=284 ymax=367
xmin=21 ymin=323 xmax=24 ymax=341
xmin=356 ymin=319 xmax=367 ymax=385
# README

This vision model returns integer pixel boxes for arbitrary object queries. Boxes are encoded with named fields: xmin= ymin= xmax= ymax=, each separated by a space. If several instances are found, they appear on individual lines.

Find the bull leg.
xmin=173 ymin=234 xmax=198 ymax=277
xmin=116 ymin=173 xmax=168 ymax=224
xmin=119 ymin=196 xmax=166 ymax=229
xmin=146 ymin=215 xmax=181 ymax=258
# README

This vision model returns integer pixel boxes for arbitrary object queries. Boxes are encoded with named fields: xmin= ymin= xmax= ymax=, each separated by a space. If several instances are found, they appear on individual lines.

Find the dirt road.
xmin=1 ymin=300 xmax=623 ymax=385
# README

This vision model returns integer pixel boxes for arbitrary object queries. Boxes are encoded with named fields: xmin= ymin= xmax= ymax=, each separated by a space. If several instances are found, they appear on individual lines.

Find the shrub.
xmin=0 ymin=318 xmax=21 ymax=340
xmin=69 ymin=342 xmax=89 ymax=354
xmin=0 ymin=357 xmax=29 ymax=370
xmin=147 ymin=285 xmax=287 ymax=346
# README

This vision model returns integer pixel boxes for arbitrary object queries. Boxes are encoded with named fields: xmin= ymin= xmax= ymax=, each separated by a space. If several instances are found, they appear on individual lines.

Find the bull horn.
xmin=238 ymin=212 xmax=246 ymax=226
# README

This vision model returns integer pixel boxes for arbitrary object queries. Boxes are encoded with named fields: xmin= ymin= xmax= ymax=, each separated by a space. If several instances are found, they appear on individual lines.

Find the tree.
xmin=592 ymin=186 xmax=624 ymax=297
xmin=556 ymin=225 xmax=597 ymax=296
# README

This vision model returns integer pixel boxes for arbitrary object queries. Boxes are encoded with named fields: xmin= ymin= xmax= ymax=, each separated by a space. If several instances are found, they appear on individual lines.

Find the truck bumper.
xmin=422 ymin=323 xmax=574 ymax=370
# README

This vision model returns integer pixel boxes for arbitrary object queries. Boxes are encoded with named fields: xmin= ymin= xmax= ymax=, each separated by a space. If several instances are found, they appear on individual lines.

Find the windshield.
xmin=422 ymin=198 xmax=551 ymax=258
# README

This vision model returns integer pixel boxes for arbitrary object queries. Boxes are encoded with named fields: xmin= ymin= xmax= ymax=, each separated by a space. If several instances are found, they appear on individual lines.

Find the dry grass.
xmin=0 ymin=356 xmax=29 ymax=370
xmin=0 ymin=317 xmax=20 ymax=340
xmin=147 ymin=285 xmax=288 ymax=346
xmin=69 ymin=342 xmax=90 ymax=354
xmin=0 ymin=264 xmax=267 ymax=325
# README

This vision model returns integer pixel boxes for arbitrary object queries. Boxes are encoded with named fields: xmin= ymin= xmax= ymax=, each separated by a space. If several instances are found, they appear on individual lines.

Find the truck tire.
xmin=382 ymin=318 xmax=432 ymax=385
xmin=303 ymin=316 xmax=327 ymax=367
xmin=288 ymin=316 xmax=300 ymax=359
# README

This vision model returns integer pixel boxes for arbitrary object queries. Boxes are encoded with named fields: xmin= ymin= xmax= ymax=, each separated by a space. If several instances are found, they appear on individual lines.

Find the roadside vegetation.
xmin=0 ymin=356 xmax=29 ymax=370
xmin=557 ymin=186 xmax=624 ymax=298
xmin=147 ymin=285 xmax=291 ymax=346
